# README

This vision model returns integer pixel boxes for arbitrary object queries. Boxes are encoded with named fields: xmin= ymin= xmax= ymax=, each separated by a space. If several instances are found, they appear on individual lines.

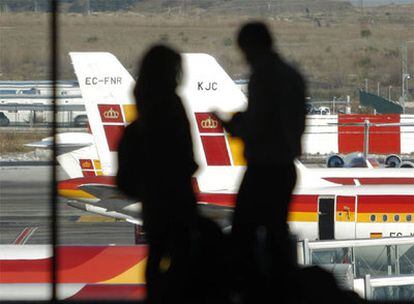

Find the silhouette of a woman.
xmin=117 ymin=45 xmax=198 ymax=303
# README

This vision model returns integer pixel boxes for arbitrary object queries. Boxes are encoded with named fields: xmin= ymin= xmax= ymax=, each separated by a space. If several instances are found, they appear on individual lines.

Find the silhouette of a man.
xmin=217 ymin=22 xmax=306 ymax=302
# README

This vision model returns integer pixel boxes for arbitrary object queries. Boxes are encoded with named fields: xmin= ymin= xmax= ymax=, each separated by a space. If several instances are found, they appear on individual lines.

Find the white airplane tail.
xmin=70 ymin=52 xmax=137 ymax=176
xmin=70 ymin=52 xmax=247 ymax=190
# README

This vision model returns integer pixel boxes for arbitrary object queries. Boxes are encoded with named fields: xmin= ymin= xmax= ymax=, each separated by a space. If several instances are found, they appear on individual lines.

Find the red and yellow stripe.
xmin=0 ymin=246 xmax=147 ymax=284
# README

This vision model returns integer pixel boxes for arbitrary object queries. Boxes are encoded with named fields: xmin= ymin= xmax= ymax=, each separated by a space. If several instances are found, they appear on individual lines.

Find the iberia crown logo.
xmin=103 ymin=107 xmax=120 ymax=119
xmin=81 ymin=161 xmax=92 ymax=168
xmin=201 ymin=116 xmax=218 ymax=129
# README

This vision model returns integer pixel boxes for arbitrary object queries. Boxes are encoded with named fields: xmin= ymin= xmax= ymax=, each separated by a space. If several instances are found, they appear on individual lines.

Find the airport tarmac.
xmin=0 ymin=165 xmax=136 ymax=245
xmin=0 ymin=165 xmax=232 ymax=245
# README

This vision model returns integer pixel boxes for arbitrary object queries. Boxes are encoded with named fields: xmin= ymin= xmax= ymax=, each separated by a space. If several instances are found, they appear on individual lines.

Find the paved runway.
xmin=0 ymin=165 xmax=232 ymax=245
xmin=0 ymin=165 xmax=135 ymax=245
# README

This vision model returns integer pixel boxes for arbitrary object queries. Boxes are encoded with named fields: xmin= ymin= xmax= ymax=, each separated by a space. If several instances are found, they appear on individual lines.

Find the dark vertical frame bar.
xmin=50 ymin=0 xmax=59 ymax=301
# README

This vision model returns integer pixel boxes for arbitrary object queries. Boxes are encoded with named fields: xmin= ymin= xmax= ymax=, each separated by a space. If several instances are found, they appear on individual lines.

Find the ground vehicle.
xmin=0 ymin=112 xmax=10 ymax=126
xmin=74 ymin=114 xmax=88 ymax=127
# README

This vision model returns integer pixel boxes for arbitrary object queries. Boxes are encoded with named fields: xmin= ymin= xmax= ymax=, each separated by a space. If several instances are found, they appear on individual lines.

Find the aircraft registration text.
xmin=85 ymin=77 xmax=122 ymax=85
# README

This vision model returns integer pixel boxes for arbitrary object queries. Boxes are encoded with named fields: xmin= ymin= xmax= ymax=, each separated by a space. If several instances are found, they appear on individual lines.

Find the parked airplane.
xmin=56 ymin=52 xmax=414 ymax=241
xmin=28 ymin=133 xmax=414 ymax=186
xmin=27 ymin=133 xmax=414 ymax=186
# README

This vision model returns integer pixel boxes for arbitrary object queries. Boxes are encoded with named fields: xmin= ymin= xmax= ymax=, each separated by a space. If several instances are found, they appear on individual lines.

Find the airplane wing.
xmin=26 ymin=142 xmax=92 ymax=155
xmin=67 ymin=200 xmax=142 ymax=225
xmin=25 ymin=132 xmax=94 ymax=155
xmin=79 ymin=184 xmax=120 ymax=199
xmin=79 ymin=184 xmax=230 ymax=227
xmin=78 ymin=184 xmax=140 ymax=216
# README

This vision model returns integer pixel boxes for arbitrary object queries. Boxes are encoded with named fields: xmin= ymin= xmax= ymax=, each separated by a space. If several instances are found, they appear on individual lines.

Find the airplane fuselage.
xmin=58 ymin=177 xmax=414 ymax=241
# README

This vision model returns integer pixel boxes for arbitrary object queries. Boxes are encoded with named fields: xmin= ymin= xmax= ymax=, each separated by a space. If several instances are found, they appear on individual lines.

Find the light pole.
xmin=402 ymin=73 xmax=411 ymax=114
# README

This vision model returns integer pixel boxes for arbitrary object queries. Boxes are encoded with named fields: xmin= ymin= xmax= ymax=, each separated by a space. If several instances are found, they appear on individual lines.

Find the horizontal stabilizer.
xmin=294 ymin=159 xmax=339 ymax=188
xmin=79 ymin=184 xmax=118 ymax=199
xmin=26 ymin=132 xmax=94 ymax=155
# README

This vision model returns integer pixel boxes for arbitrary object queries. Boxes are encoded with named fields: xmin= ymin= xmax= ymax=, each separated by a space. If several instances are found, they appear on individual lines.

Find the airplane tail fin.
xmin=180 ymin=54 xmax=247 ymax=192
xmin=180 ymin=54 xmax=247 ymax=170
xmin=70 ymin=52 xmax=246 ymax=191
xmin=69 ymin=52 xmax=137 ymax=176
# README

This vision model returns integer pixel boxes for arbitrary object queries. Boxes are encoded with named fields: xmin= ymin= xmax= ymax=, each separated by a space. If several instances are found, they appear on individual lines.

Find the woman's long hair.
xmin=134 ymin=45 xmax=182 ymax=117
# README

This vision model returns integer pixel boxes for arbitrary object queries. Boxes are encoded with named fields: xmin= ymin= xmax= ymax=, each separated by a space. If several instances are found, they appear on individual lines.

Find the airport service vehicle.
xmin=56 ymin=52 xmax=414 ymax=241
xmin=0 ymin=112 xmax=10 ymax=126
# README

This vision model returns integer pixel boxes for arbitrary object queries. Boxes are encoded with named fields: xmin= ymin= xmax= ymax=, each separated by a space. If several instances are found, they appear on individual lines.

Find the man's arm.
xmin=212 ymin=111 xmax=245 ymax=138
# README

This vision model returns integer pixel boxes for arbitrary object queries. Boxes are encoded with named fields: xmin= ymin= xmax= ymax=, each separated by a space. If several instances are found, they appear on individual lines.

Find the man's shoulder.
xmin=274 ymin=56 xmax=303 ymax=79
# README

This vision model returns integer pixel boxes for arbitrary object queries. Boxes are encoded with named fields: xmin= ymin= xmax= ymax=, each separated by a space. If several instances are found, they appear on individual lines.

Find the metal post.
xmin=50 ymin=0 xmax=59 ymax=300
xmin=401 ymin=74 xmax=410 ymax=114
xmin=401 ymin=42 xmax=409 ymax=114
xmin=363 ymin=119 xmax=370 ymax=158
xmin=402 ymin=75 xmax=405 ymax=114
xmin=86 ymin=0 xmax=90 ymax=15
xmin=402 ymin=42 xmax=408 ymax=95
xmin=395 ymin=245 xmax=400 ymax=276
xmin=351 ymin=247 xmax=356 ymax=278
xmin=364 ymin=274 xmax=372 ymax=300
xmin=365 ymin=78 xmax=368 ymax=92
xmin=386 ymin=245 xmax=392 ymax=275
xmin=303 ymin=239 xmax=310 ymax=265
xmin=0 ymin=26 xmax=2 ymax=77
xmin=388 ymin=85 xmax=392 ymax=101
xmin=346 ymin=95 xmax=351 ymax=114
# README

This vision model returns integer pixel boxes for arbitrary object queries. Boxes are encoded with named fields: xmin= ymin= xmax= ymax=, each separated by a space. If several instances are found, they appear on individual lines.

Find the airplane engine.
xmin=326 ymin=154 xmax=345 ymax=168
xmin=385 ymin=154 xmax=402 ymax=168
xmin=400 ymin=161 xmax=414 ymax=168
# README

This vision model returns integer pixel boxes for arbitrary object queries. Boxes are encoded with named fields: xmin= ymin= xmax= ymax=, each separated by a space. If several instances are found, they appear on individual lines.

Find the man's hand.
xmin=211 ymin=110 xmax=229 ymax=130
xmin=211 ymin=110 xmax=244 ymax=137
xmin=211 ymin=110 xmax=223 ymax=122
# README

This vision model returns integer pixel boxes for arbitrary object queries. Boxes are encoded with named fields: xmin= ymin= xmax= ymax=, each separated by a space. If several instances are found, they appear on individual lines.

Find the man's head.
xmin=237 ymin=22 xmax=274 ymax=64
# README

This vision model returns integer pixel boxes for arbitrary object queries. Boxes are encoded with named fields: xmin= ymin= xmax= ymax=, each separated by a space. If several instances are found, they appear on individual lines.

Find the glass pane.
xmin=1 ymin=0 xmax=413 ymax=302
xmin=0 ymin=2 xmax=52 ymax=301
